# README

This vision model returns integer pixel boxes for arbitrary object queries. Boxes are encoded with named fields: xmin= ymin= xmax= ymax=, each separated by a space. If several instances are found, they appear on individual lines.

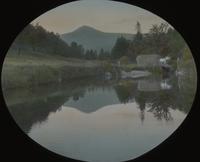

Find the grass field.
xmin=3 ymin=50 xmax=101 ymax=67
xmin=1 ymin=50 xmax=103 ymax=89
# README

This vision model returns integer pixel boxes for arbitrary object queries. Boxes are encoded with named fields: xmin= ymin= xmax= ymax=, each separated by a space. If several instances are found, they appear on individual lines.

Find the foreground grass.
xmin=2 ymin=51 xmax=104 ymax=89
xmin=3 ymin=50 xmax=101 ymax=67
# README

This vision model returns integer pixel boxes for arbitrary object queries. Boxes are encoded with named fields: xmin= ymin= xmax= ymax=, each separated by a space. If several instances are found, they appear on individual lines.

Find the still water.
xmin=4 ymin=74 xmax=196 ymax=162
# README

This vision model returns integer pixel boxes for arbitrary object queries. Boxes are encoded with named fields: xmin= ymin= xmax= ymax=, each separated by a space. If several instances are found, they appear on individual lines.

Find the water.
xmin=4 ymin=74 xmax=196 ymax=162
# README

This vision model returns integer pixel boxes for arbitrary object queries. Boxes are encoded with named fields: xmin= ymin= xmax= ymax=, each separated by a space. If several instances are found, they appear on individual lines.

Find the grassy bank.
xmin=1 ymin=51 xmax=104 ymax=89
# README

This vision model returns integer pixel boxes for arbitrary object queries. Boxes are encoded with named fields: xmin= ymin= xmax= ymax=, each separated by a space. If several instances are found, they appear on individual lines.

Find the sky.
xmin=32 ymin=0 xmax=168 ymax=34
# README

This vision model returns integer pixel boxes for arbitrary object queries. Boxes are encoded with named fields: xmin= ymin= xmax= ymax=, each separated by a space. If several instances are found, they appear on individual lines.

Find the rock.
xmin=121 ymin=70 xmax=151 ymax=79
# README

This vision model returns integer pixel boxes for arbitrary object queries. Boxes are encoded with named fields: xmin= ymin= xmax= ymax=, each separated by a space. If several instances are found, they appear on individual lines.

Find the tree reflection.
xmin=134 ymin=91 xmax=147 ymax=123
xmin=114 ymin=80 xmax=137 ymax=103
xmin=4 ymin=74 xmax=196 ymax=133
xmin=114 ymin=75 xmax=195 ymax=122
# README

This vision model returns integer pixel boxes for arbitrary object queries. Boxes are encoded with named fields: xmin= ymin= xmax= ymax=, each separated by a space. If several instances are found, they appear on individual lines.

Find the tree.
xmin=69 ymin=42 xmax=85 ymax=58
xmin=166 ymin=28 xmax=185 ymax=59
xmin=11 ymin=23 xmax=86 ymax=59
xmin=148 ymin=22 xmax=170 ymax=56
xmin=134 ymin=21 xmax=143 ymax=42
xmin=119 ymin=56 xmax=129 ymax=64
xmin=111 ymin=36 xmax=129 ymax=59
xmin=84 ymin=49 xmax=97 ymax=60
xmin=127 ymin=21 xmax=144 ymax=61
xmin=98 ymin=48 xmax=110 ymax=60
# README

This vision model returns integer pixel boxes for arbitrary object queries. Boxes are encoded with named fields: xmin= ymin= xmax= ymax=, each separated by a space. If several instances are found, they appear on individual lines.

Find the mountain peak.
xmin=73 ymin=25 xmax=101 ymax=33
xmin=61 ymin=26 xmax=134 ymax=52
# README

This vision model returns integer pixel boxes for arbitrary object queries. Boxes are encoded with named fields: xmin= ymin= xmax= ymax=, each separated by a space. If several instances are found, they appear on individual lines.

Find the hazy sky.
xmin=32 ymin=0 xmax=167 ymax=34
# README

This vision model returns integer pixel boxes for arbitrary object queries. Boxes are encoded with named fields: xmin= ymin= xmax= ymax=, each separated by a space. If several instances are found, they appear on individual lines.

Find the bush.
xmin=102 ymin=62 xmax=113 ymax=72
xmin=119 ymin=56 xmax=130 ymax=64
xmin=147 ymin=67 xmax=162 ymax=75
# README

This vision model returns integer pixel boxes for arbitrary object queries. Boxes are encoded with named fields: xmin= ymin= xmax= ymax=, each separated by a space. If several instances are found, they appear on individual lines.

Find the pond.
xmin=4 ymin=74 xmax=196 ymax=162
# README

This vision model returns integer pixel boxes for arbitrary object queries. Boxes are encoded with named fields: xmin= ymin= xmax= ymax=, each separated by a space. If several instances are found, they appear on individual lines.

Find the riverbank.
xmin=1 ymin=51 xmax=104 ymax=89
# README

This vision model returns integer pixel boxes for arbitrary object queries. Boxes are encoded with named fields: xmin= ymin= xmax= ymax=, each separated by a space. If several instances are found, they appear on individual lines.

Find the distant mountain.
xmin=61 ymin=25 xmax=134 ymax=52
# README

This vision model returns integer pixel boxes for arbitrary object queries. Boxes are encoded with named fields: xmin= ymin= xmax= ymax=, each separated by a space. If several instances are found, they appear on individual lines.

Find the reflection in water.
xmin=29 ymin=103 xmax=185 ymax=162
xmin=3 ymin=74 xmax=196 ymax=162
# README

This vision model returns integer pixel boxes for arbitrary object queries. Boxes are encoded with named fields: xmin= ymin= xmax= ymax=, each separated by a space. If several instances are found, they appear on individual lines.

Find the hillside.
xmin=61 ymin=25 xmax=134 ymax=52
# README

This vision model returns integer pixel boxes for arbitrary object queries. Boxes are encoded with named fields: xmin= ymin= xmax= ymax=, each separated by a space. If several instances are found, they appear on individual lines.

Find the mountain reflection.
xmin=3 ymin=74 xmax=196 ymax=133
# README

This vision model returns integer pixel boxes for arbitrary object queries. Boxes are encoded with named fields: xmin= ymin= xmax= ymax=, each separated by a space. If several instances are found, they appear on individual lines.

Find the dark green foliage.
xmin=134 ymin=21 xmax=143 ymax=43
xmin=111 ymin=36 xmax=130 ymax=59
xmin=148 ymin=23 xmax=169 ymax=55
xmin=98 ymin=48 xmax=111 ymax=60
xmin=111 ymin=22 xmax=188 ymax=62
xmin=144 ymin=23 xmax=186 ymax=59
xmin=85 ymin=49 xmax=98 ymax=60
xmin=12 ymin=23 xmax=85 ymax=58
xmin=69 ymin=42 xmax=84 ymax=58
xmin=166 ymin=28 xmax=185 ymax=59
xmin=128 ymin=21 xmax=144 ymax=60
xmin=13 ymin=22 xmax=188 ymax=62
xmin=114 ymin=81 xmax=137 ymax=103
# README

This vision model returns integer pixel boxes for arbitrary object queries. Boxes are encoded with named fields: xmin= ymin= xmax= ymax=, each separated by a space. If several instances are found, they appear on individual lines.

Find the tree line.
xmin=11 ymin=22 xmax=187 ymax=62
xmin=11 ymin=23 xmax=111 ymax=60
xmin=111 ymin=21 xmax=186 ymax=62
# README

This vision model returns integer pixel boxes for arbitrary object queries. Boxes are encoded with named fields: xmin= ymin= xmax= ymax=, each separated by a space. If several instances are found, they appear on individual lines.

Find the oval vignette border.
xmin=0 ymin=1 xmax=199 ymax=162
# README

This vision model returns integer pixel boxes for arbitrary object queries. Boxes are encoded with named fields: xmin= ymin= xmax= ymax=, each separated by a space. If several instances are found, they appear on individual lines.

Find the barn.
xmin=136 ymin=54 xmax=161 ymax=68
